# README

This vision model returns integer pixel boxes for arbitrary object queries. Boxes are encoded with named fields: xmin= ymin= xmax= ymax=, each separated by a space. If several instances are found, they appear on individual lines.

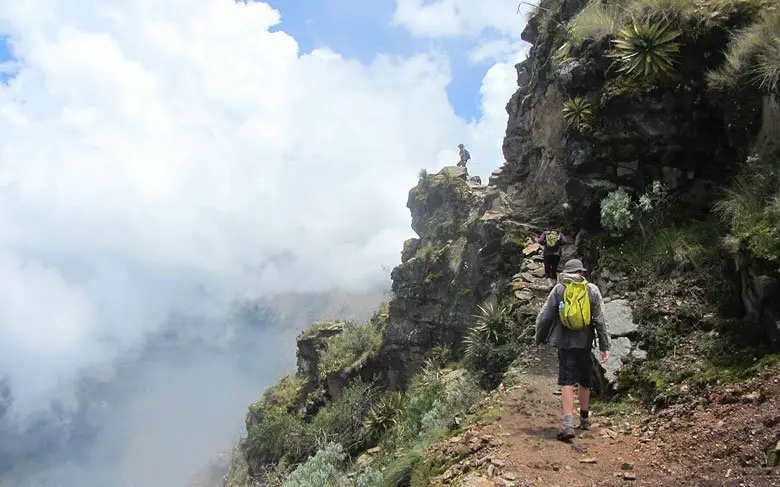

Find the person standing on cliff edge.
xmin=537 ymin=228 xmax=568 ymax=284
xmin=534 ymin=259 xmax=610 ymax=441
xmin=457 ymin=144 xmax=471 ymax=167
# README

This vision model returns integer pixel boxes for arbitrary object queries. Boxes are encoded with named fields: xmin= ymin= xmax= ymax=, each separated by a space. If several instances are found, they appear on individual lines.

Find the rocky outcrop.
xmin=295 ymin=322 xmax=345 ymax=382
xmin=382 ymin=166 xmax=536 ymax=388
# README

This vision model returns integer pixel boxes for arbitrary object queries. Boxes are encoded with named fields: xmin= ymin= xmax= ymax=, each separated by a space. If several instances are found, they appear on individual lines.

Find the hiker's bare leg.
xmin=561 ymin=385 xmax=575 ymax=417
xmin=578 ymin=386 xmax=590 ymax=412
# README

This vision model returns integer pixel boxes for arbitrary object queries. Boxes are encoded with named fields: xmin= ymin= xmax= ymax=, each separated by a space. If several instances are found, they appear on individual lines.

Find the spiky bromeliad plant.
xmin=364 ymin=391 xmax=404 ymax=439
xmin=610 ymin=19 xmax=680 ymax=80
xmin=562 ymin=97 xmax=593 ymax=132
xmin=464 ymin=301 xmax=511 ymax=355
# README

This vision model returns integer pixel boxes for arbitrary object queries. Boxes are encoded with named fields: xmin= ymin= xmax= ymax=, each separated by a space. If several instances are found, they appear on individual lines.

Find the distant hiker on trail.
xmin=537 ymin=228 xmax=568 ymax=283
xmin=534 ymin=259 xmax=610 ymax=441
xmin=457 ymin=144 xmax=471 ymax=167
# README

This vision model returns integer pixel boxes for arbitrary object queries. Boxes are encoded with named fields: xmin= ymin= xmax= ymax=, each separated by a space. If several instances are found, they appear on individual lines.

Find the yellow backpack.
xmin=558 ymin=281 xmax=591 ymax=331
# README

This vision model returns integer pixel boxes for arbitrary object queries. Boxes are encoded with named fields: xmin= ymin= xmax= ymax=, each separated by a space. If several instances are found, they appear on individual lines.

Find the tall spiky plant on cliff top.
xmin=610 ymin=19 xmax=681 ymax=79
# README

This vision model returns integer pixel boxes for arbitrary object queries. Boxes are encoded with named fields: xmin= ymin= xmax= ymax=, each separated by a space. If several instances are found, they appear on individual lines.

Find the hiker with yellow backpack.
xmin=534 ymin=259 xmax=611 ymax=441
xmin=537 ymin=228 xmax=568 ymax=284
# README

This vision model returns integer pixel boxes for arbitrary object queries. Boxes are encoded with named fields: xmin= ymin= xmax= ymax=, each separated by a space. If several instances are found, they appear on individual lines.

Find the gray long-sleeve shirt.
xmin=534 ymin=276 xmax=611 ymax=352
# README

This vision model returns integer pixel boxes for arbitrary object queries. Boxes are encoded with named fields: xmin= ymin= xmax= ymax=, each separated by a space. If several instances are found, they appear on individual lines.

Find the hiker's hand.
xmin=600 ymin=351 xmax=609 ymax=364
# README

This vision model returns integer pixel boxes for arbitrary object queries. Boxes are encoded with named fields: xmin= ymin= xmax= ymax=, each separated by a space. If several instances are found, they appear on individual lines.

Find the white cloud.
xmin=0 ymin=0 xmax=519 ymax=422
xmin=463 ymin=48 xmax=528 ymax=178
xmin=393 ymin=0 xmax=524 ymax=38
xmin=468 ymin=38 xmax=530 ymax=64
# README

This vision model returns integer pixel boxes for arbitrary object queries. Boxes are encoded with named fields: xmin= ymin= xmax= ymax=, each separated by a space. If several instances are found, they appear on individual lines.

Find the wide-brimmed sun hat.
xmin=562 ymin=259 xmax=587 ymax=274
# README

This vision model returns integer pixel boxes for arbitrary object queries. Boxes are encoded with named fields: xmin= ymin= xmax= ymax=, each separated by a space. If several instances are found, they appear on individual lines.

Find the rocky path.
xmin=440 ymin=348 xmax=676 ymax=487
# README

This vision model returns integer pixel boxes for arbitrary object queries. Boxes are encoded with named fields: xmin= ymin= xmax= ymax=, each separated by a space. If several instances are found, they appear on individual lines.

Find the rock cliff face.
xmin=381 ymin=167 xmax=559 ymax=389
xmin=499 ymin=0 xmax=764 ymax=228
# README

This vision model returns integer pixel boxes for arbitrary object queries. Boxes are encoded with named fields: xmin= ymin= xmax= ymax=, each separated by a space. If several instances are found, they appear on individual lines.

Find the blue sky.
xmin=263 ymin=0 xmax=499 ymax=120
xmin=0 ymin=36 xmax=14 ymax=84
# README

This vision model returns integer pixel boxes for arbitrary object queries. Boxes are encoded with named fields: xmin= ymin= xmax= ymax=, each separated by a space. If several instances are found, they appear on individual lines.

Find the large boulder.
xmin=593 ymin=300 xmax=642 ymax=388
xmin=603 ymin=299 xmax=638 ymax=337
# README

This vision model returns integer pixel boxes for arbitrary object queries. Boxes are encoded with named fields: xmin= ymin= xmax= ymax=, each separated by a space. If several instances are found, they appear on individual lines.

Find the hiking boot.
xmin=556 ymin=426 xmax=575 ymax=441
xmin=578 ymin=417 xmax=591 ymax=430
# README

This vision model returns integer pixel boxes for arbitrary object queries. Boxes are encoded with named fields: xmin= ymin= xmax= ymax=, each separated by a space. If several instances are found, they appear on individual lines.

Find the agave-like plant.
xmin=464 ymin=301 xmax=510 ymax=359
xmin=428 ymin=345 xmax=451 ymax=367
xmin=610 ymin=20 xmax=680 ymax=79
xmin=364 ymin=391 xmax=404 ymax=438
xmin=562 ymin=97 xmax=593 ymax=132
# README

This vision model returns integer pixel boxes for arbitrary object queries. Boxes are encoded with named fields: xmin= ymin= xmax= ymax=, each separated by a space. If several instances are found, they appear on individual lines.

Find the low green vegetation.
xmin=318 ymin=321 xmax=384 ymax=379
xmin=598 ymin=221 xmax=720 ymax=278
xmin=549 ymin=0 xmax=771 ymax=95
xmin=599 ymin=180 xmax=669 ymax=237
xmin=241 ymin=319 xmax=485 ymax=486
xmin=707 ymin=7 xmax=780 ymax=94
xmin=715 ymin=153 xmax=780 ymax=263
xmin=568 ymin=1 xmax=621 ymax=43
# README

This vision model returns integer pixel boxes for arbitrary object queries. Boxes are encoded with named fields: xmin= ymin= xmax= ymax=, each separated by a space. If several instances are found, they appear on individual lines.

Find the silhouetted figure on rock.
xmin=457 ymin=144 xmax=471 ymax=167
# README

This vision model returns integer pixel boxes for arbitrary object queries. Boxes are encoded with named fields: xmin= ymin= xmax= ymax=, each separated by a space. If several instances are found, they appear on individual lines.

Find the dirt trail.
xmin=452 ymin=348 xmax=675 ymax=487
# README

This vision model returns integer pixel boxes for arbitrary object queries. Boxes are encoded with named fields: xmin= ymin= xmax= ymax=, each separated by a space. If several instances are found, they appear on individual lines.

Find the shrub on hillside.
xmin=715 ymin=154 xmax=780 ymax=262
xmin=356 ymin=466 xmax=385 ymax=487
xmin=318 ymin=321 xmax=383 ymax=379
xmin=309 ymin=380 xmax=374 ymax=454
xmin=600 ymin=188 xmax=635 ymax=233
xmin=419 ymin=374 xmax=482 ymax=434
xmin=282 ymin=442 xmax=347 ymax=487
xmin=244 ymin=408 xmax=306 ymax=466
xmin=600 ymin=181 xmax=668 ymax=235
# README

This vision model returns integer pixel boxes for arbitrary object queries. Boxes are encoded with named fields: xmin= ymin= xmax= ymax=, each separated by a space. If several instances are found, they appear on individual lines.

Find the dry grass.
xmin=707 ymin=9 xmax=780 ymax=93
xmin=569 ymin=1 xmax=623 ymax=41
